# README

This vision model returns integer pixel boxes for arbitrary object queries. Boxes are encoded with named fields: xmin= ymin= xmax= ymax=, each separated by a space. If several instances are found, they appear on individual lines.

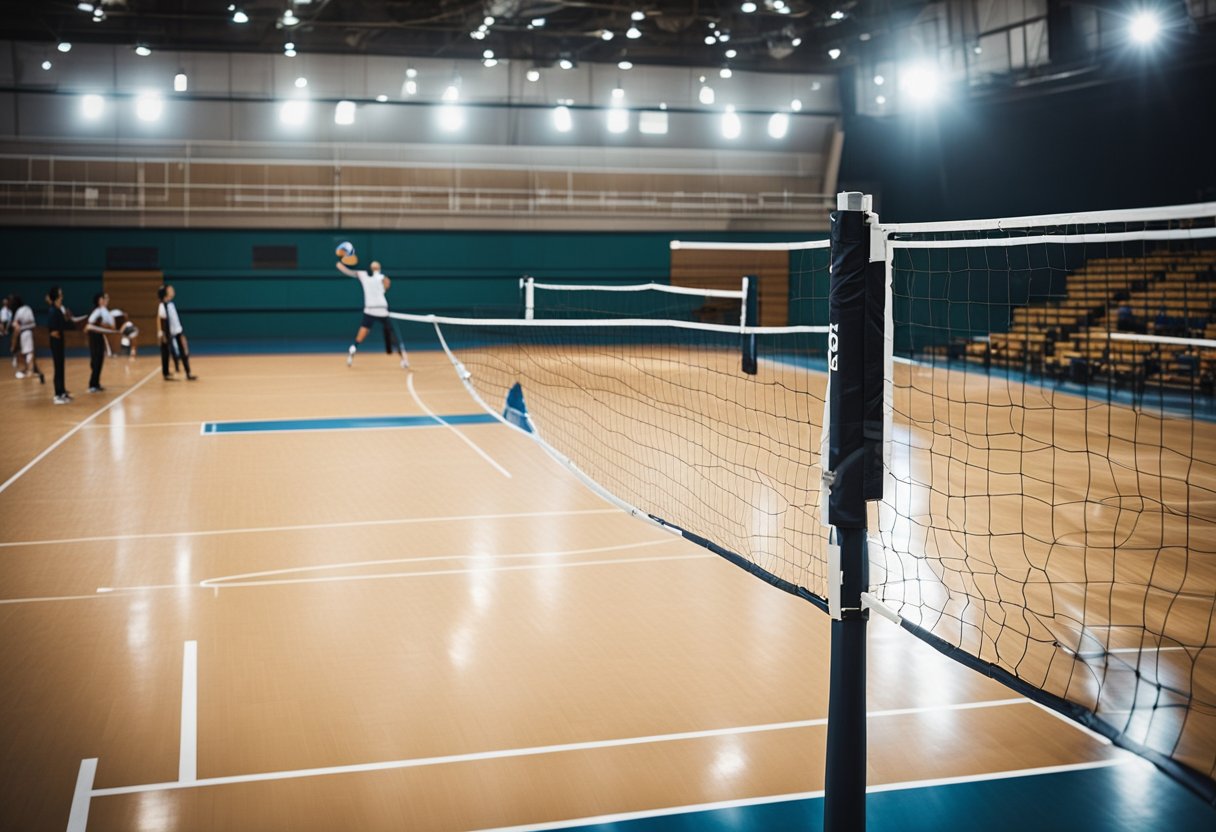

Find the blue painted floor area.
xmin=203 ymin=413 xmax=497 ymax=434
xmin=562 ymin=763 xmax=1216 ymax=832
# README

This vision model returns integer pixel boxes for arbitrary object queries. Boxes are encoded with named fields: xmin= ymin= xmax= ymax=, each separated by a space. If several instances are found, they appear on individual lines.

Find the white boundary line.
xmin=475 ymin=757 xmax=1132 ymax=832
xmin=0 ymin=507 xmax=620 ymax=550
xmin=0 ymin=369 xmax=158 ymax=497
xmin=196 ymin=539 xmax=680 ymax=588
xmin=179 ymin=641 xmax=198 ymax=783
xmin=87 ymin=698 xmax=1031 ymax=798
xmin=407 ymin=372 xmax=512 ymax=478
xmin=65 ymin=758 xmax=97 ymax=832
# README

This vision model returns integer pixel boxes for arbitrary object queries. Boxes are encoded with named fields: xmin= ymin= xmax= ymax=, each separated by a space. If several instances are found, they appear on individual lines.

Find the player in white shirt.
xmin=336 ymin=260 xmax=408 ymax=368
xmin=85 ymin=292 xmax=119 ymax=392
xmin=9 ymin=295 xmax=44 ymax=383
xmin=157 ymin=284 xmax=197 ymax=381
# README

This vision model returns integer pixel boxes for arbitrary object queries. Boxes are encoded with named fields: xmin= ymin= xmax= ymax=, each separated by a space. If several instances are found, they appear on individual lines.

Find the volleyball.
xmin=336 ymin=241 xmax=355 ymax=257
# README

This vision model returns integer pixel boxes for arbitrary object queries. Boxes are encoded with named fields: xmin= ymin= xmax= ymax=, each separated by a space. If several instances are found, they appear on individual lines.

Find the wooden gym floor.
xmin=0 ymin=350 xmax=1214 ymax=831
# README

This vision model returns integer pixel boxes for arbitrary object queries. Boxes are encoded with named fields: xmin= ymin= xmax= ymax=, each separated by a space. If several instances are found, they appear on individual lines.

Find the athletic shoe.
xmin=88 ymin=386 xmax=105 ymax=393
xmin=52 ymin=395 xmax=68 ymax=404
xmin=347 ymin=345 xmax=356 ymax=367
xmin=15 ymin=371 xmax=24 ymax=379
xmin=400 ymin=355 xmax=410 ymax=369
xmin=38 ymin=372 xmax=45 ymax=384
xmin=186 ymin=374 xmax=198 ymax=381
xmin=63 ymin=392 xmax=73 ymax=400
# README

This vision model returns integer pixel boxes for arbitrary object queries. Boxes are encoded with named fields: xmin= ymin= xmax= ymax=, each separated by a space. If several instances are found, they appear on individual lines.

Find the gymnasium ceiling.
xmin=7 ymin=0 xmax=932 ymax=73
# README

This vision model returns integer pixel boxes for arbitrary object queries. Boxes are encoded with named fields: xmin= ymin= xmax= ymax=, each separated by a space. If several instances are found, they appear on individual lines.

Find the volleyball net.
xmin=390 ymin=200 xmax=1216 ymax=807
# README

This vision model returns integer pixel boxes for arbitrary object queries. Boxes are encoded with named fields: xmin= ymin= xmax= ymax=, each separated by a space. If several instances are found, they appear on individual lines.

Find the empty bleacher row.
xmin=959 ymin=250 xmax=1216 ymax=395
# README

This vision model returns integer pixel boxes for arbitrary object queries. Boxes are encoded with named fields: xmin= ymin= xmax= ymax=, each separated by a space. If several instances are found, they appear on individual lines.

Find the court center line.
xmin=87 ymin=698 xmax=1034 ymax=798
xmin=0 ymin=369 xmax=158 ymax=497
xmin=89 ymin=549 xmax=712 ymax=596
xmin=0 ymin=507 xmax=621 ymax=549
xmin=197 ymin=539 xmax=680 ymax=587
xmin=66 ymin=757 xmax=97 ymax=832
xmin=180 ymin=641 xmax=198 ymax=784
xmin=407 ymin=372 xmax=512 ymax=478
xmin=474 ymin=757 xmax=1134 ymax=832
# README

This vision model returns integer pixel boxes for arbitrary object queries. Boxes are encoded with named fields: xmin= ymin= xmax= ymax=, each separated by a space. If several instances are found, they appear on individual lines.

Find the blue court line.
xmin=552 ymin=762 xmax=1216 ymax=832
xmin=201 ymin=413 xmax=497 ymax=435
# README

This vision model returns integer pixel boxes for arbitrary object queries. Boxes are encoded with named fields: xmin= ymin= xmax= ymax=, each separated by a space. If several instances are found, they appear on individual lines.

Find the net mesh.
xmin=404 ymin=268 xmax=835 ymax=599
xmin=396 ymin=208 xmax=1216 ymax=794
xmin=874 ymin=216 xmax=1216 ymax=786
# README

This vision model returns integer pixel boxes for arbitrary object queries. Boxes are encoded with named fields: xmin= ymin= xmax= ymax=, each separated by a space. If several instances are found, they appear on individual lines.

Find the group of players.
xmin=1 ymin=255 xmax=403 ymax=404
xmin=1 ymin=284 xmax=196 ymax=404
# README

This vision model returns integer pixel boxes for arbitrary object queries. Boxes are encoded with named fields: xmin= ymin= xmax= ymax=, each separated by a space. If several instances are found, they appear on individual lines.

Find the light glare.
xmin=81 ymin=93 xmax=105 ymax=119
xmin=174 ymin=72 xmax=188 ymax=92
xmin=767 ymin=112 xmax=789 ymax=139
xmin=552 ymin=105 xmax=572 ymax=132
xmin=334 ymin=100 xmax=356 ymax=125
xmin=279 ymin=99 xmax=309 ymax=126
xmin=135 ymin=93 xmax=163 ymax=122
xmin=721 ymin=106 xmax=741 ymax=140
xmin=1129 ymin=11 xmax=1161 ymax=44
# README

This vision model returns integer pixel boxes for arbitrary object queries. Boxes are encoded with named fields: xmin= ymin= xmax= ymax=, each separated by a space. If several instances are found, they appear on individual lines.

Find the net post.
xmin=522 ymin=275 xmax=535 ymax=320
xmin=823 ymin=190 xmax=883 ymax=832
xmin=741 ymin=275 xmax=758 ymax=375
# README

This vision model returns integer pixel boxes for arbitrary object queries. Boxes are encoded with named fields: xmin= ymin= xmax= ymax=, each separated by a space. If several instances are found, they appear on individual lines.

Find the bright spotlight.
xmin=375 ymin=94 xmax=388 ymax=102
xmin=899 ymin=62 xmax=941 ymax=104
xmin=741 ymin=2 xmax=757 ymax=12
xmin=552 ymin=105 xmax=572 ymax=132
xmin=135 ymin=93 xmax=164 ymax=122
xmin=334 ymin=100 xmax=356 ymax=125
xmin=81 ymin=94 xmax=105 ymax=119
xmin=601 ymin=30 xmax=615 ymax=41
xmin=626 ymin=26 xmax=641 ymax=39
xmin=526 ymin=69 xmax=540 ymax=82
xmin=721 ymin=106 xmax=741 ymax=140
xmin=41 ymin=60 xmax=52 ymax=71
xmin=720 ymin=67 xmax=732 ymax=78
xmin=790 ymin=98 xmax=802 ymax=111
xmin=698 ymin=85 xmax=715 ymax=105
xmin=558 ymin=58 xmax=574 ymax=70
xmin=438 ymin=104 xmax=465 ymax=132
xmin=828 ymin=48 xmax=841 ymax=60
xmin=279 ymin=99 xmax=310 ymax=126
xmin=134 ymin=45 xmax=152 ymax=57
xmin=403 ymin=79 xmax=417 ymax=95
xmin=767 ymin=112 xmax=789 ymax=139
xmin=631 ymin=10 xmax=645 ymax=21
xmin=1129 ymin=11 xmax=1161 ymax=44
xmin=232 ymin=9 xmax=248 ymax=23
xmin=618 ymin=60 xmax=633 ymax=70
xmin=174 ymin=72 xmax=188 ymax=92
xmin=442 ymin=84 xmax=459 ymax=102
xmin=58 ymin=42 xmax=72 ymax=53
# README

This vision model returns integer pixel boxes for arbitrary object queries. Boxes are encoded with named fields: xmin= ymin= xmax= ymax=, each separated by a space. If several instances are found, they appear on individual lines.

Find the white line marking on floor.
xmin=66 ymin=758 xmax=97 ymax=832
xmin=180 ymin=641 xmax=198 ymax=784
xmin=1028 ymin=701 xmax=1113 ymax=746
xmin=199 ymin=539 xmax=680 ymax=587
xmin=88 ymin=698 xmax=1032 ymax=797
xmin=0 ymin=507 xmax=621 ymax=549
xmin=0 ymin=593 xmax=119 ymax=606
xmin=407 ymin=372 xmax=512 ymax=478
xmin=81 ymin=420 xmax=202 ymax=429
xmin=0 ymin=369 xmax=158 ymax=497
xmin=474 ymin=757 xmax=1134 ymax=832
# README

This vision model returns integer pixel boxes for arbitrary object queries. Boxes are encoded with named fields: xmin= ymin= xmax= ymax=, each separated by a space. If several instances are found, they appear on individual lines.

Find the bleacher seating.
xmin=958 ymin=250 xmax=1215 ymax=395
